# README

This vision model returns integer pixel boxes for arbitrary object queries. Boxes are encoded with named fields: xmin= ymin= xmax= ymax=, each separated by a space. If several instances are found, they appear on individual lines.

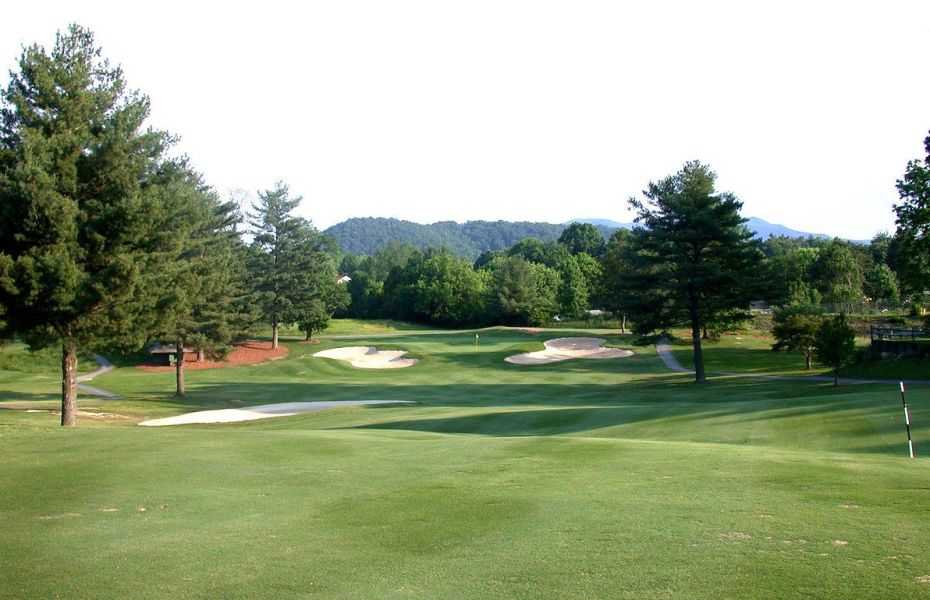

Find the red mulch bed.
xmin=136 ymin=341 xmax=289 ymax=372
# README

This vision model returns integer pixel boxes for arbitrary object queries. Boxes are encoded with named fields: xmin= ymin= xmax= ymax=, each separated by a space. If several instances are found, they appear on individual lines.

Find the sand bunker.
xmin=505 ymin=337 xmax=633 ymax=365
xmin=139 ymin=400 xmax=414 ymax=426
xmin=313 ymin=346 xmax=417 ymax=369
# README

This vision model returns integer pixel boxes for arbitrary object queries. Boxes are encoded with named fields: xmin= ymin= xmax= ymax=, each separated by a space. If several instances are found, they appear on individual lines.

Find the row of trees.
xmin=0 ymin=27 xmax=346 ymax=424
xmin=340 ymin=224 xmax=604 ymax=327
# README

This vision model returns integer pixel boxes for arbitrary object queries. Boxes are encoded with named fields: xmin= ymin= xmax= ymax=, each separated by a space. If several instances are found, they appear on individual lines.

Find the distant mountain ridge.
xmin=567 ymin=217 xmax=830 ymax=240
xmin=325 ymin=216 xmax=834 ymax=257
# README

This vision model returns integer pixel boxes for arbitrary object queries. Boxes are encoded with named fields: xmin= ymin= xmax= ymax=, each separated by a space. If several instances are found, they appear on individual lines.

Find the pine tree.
xmin=613 ymin=161 xmax=763 ymax=383
xmin=247 ymin=182 xmax=326 ymax=348
xmin=0 ymin=25 xmax=197 ymax=425
xmin=151 ymin=171 xmax=257 ymax=397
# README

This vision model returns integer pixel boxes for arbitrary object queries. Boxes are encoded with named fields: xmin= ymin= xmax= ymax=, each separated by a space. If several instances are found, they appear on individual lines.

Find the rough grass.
xmin=2 ymin=323 xmax=929 ymax=599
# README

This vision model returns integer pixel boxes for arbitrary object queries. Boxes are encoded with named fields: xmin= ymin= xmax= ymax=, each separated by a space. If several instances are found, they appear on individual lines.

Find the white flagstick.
xmin=900 ymin=382 xmax=915 ymax=459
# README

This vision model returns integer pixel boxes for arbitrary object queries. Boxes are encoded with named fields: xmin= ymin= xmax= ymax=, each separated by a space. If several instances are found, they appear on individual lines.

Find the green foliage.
xmin=771 ymin=304 xmax=824 ymax=369
xmin=326 ymin=217 xmax=568 ymax=258
xmin=246 ymin=182 xmax=333 ymax=343
xmin=490 ymin=256 xmax=559 ymax=326
xmin=813 ymin=314 xmax=857 ymax=386
xmin=150 ymin=169 xmax=257 ymax=363
xmin=506 ymin=237 xmax=571 ymax=269
xmin=894 ymin=130 xmax=930 ymax=295
xmin=864 ymin=262 xmax=900 ymax=303
xmin=0 ymin=25 xmax=207 ymax=422
xmin=408 ymin=251 xmax=489 ymax=326
xmin=555 ymin=256 xmax=588 ymax=318
xmin=558 ymin=222 xmax=606 ymax=257
xmin=296 ymin=257 xmax=350 ymax=341
xmin=813 ymin=240 xmax=864 ymax=307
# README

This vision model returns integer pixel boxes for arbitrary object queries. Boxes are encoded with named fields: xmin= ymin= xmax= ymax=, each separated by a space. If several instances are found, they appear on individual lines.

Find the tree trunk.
xmin=175 ymin=338 xmax=185 ymax=398
xmin=702 ymin=325 xmax=709 ymax=340
xmin=689 ymin=295 xmax=706 ymax=383
xmin=61 ymin=341 xmax=78 ymax=427
xmin=805 ymin=353 xmax=812 ymax=370
xmin=833 ymin=369 xmax=839 ymax=387
xmin=621 ymin=314 xmax=626 ymax=334
xmin=305 ymin=328 xmax=312 ymax=342
xmin=272 ymin=320 xmax=279 ymax=350
xmin=197 ymin=348 xmax=205 ymax=362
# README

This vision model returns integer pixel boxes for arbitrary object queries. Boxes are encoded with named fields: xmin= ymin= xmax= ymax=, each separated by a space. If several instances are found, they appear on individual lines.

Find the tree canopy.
xmin=894 ymin=130 xmax=930 ymax=295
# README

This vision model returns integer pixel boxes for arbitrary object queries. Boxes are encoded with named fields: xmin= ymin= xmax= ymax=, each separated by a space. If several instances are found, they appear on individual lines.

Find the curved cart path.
xmin=76 ymin=355 xmax=121 ymax=400
xmin=656 ymin=339 xmax=930 ymax=386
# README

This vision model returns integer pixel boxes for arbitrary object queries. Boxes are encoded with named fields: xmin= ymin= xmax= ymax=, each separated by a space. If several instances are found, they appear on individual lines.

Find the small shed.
xmin=147 ymin=344 xmax=198 ymax=366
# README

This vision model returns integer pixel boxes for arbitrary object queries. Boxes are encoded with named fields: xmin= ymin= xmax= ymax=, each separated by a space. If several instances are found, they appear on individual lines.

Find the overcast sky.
xmin=4 ymin=1 xmax=929 ymax=238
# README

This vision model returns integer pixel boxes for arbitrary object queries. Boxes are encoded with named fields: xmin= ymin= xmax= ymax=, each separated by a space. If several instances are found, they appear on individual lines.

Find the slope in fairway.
xmin=1 ymin=326 xmax=929 ymax=599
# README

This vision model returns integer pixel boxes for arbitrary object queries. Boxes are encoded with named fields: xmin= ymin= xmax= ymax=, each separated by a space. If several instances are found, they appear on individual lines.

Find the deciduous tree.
xmin=813 ymin=313 xmax=856 ymax=386
xmin=894 ymin=131 xmax=930 ymax=295
xmin=771 ymin=304 xmax=824 ymax=370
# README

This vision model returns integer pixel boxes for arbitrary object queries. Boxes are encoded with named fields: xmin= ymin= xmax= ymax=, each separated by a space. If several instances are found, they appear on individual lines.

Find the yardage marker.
xmin=900 ymin=382 xmax=915 ymax=459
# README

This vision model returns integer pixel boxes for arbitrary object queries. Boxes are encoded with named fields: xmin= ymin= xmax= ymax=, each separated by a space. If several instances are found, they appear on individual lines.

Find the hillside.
xmin=326 ymin=216 xmax=834 ymax=257
xmin=325 ymin=218 xmax=568 ymax=257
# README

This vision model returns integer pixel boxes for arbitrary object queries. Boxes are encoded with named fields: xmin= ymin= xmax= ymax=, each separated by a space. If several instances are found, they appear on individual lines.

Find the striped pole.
xmin=900 ymin=382 xmax=915 ymax=459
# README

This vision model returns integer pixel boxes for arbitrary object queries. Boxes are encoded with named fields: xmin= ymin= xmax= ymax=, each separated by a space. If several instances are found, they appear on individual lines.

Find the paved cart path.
xmin=76 ymin=355 xmax=121 ymax=399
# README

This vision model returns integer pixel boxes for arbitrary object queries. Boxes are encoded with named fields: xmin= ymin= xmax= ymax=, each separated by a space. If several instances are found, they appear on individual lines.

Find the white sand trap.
xmin=505 ymin=337 xmax=633 ymax=365
xmin=139 ymin=400 xmax=415 ymax=426
xmin=313 ymin=346 xmax=417 ymax=369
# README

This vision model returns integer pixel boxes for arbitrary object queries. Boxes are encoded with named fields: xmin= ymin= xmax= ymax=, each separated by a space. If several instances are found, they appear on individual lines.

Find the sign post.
xmin=475 ymin=333 xmax=479 ymax=349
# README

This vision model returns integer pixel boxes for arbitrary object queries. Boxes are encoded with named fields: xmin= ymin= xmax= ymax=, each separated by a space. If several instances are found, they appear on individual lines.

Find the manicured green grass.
xmin=0 ymin=342 xmax=96 ymax=374
xmin=2 ymin=322 xmax=930 ymax=599
xmin=671 ymin=331 xmax=930 ymax=381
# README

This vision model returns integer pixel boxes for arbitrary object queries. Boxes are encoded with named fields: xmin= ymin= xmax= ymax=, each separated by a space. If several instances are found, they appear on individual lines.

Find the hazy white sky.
xmin=4 ymin=1 xmax=929 ymax=238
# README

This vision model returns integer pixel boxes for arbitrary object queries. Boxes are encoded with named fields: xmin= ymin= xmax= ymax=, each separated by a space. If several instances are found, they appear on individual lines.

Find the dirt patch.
xmin=136 ymin=341 xmax=288 ymax=372
xmin=833 ymin=540 xmax=849 ymax=547
xmin=917 ymin=575 xmax=930 ymax=584
xmin=721 ymin=531 xmax=752 ymax=541
xmin=840 ymin=503 xmax=860 ymax=509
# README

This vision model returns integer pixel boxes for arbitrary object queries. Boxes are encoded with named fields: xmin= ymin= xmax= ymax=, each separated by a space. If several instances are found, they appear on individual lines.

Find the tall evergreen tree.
xmin=0 ymin=25 xmax=197 ymax=425
xmin=247 ymin=182 xmax=325 ymax=348
xmin=614 ymin=161 xmax=763 ymax=382
xmin=151 ymin=171 xmax=256 ymax=397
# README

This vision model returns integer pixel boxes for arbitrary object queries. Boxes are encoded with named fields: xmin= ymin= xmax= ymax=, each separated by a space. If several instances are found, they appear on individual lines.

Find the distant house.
xmin=335 ymin=273 xmax=352 ymax=284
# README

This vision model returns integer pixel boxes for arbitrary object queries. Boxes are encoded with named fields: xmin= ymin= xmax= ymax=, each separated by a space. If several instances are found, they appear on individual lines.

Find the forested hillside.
xmin=326 ymin=216 xmax=835 ymax=257
xmin=325 ymin=218 xmax=572 ymax=257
